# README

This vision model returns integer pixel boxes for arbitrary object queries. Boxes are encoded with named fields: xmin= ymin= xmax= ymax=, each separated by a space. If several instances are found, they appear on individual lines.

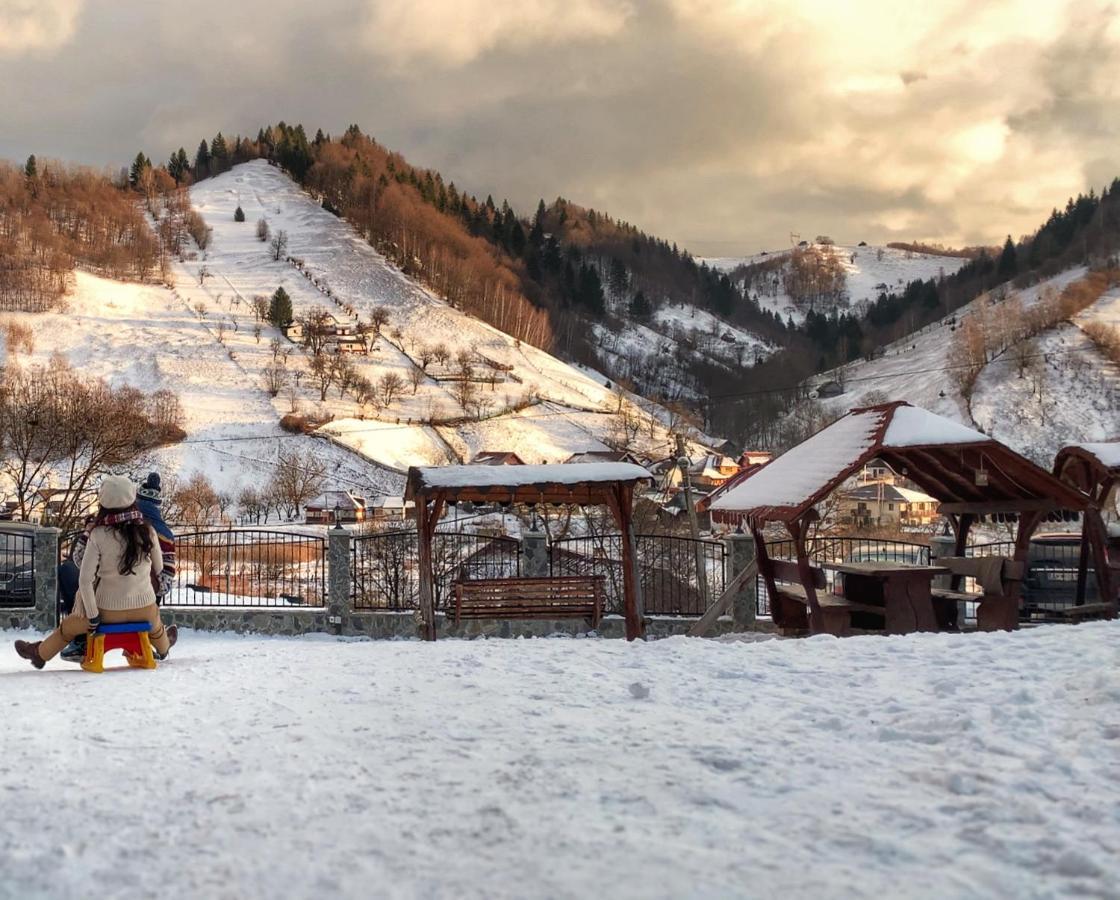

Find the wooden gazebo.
xmin=1053 ymin=442 xmax=1119 ymax=617
xmin=404 ymin=463 xmax=653 ymax=640
xmin=709 ymin=402 xmax=1088 ymax=634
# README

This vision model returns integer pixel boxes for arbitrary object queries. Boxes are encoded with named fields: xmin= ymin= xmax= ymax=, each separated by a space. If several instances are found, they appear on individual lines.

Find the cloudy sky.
xmin=2 ymin=0 xmax=1119 ymax=255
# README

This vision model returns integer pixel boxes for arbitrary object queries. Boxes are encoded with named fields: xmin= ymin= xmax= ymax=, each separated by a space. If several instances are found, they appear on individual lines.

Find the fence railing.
xmin=167 ymin=529 xmax=327 ymax=608
xmin=350 ymin=530 xmax=520 ymax=610
xmin=968 ymin=539 xmax=1099 ymax=614
xmin=550 ymin=533 xmax=727 ymax=616
xmin=757 ymin=537 xmax=931 ymax=616
xmin=0 ymin=526 xmax=36 ymax=609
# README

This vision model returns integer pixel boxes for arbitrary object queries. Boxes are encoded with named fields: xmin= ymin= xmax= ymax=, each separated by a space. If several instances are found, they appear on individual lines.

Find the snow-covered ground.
xmin=816 ymin=266 xmax=1118 ymax=462
xmin=2 ymin=622 xmax=1117 ymax=899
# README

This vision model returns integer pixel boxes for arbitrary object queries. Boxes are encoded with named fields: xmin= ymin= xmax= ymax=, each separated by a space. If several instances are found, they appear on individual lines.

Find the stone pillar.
xmin=327 ymin=526 xmax=351 ymax=634
xmin=33 ymin=526 xmax=60 ymax=632
xmin=929 ymin=533 xmax=956 ymax=590
xmin=521 ymin=529 xmax=549 ymax=578
xmin=725 ymin=531 xmax=757 ymax=627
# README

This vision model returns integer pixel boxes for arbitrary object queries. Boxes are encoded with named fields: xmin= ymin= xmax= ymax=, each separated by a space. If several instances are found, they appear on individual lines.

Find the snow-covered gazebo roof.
xmin=406 ymin=462 xmax=652 ymax=505
xmin=710 ymin=402 xmax=1086 ymax=525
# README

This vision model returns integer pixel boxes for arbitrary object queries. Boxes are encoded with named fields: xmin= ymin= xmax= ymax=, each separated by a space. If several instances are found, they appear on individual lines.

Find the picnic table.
xmin=821 ymin=561 xmax=948 ymax=634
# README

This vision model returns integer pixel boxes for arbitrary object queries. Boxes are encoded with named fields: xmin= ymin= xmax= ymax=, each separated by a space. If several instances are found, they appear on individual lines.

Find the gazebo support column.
xmin=416 ymin=491 xmax=446 ymax=641
xmin=609 ymin=483 xmax=645 ymax=641
xmin=789 ymin=518 xmax=824 ymax=635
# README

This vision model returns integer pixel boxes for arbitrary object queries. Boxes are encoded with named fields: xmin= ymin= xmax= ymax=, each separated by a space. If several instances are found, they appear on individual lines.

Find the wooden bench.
xmin=930 ymin=556 xmax=1025 ymax=631
xmin=451 ymin=576 xmax=604 ymax=628
xmin=767 ymin=560 xmax=867 ymax=636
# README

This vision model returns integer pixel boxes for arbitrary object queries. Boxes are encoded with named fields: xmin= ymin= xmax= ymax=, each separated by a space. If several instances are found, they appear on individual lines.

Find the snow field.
xmin=1 ymin=622 xmax=1118 ymax=899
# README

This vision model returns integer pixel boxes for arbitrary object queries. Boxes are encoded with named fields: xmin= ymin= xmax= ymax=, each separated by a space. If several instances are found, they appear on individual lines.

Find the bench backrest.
xmin=936 ymin=556 xmax=1024 ymax=592
xmin=770 ymin=558 xmax=826 ymax=589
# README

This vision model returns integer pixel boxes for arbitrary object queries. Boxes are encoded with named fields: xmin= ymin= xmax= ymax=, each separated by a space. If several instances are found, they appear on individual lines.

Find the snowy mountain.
xmin=705 ymin=243 xmax=970 ymax=325
xmin=812 ymin=266 xmax=1120 ymax=463
xmin=0 ymin=161 xmax=715 ymax=497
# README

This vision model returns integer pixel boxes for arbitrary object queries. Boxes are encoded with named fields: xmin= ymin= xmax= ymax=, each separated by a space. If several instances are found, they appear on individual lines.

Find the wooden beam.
xmin=687 ymin=559 xmax=759 ymax=637
xmin=789 ymin=518 xmax=825 ymax=635
xmin=612 ymin=483 xmax=645 ymax=641
xmin=938 ymin=500 xmax=1062 ymax=515
xmin=416 ymin=496 xmax=436 ymax=641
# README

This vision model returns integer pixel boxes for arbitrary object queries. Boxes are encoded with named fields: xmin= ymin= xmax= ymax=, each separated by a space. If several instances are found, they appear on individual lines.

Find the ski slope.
xmin=2 ymin=621 xmax=1118 ymax=899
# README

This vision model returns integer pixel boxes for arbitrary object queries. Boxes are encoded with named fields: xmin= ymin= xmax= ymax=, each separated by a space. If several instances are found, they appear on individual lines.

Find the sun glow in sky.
xmin=1 ymin=0 xmax=1118 ymax=254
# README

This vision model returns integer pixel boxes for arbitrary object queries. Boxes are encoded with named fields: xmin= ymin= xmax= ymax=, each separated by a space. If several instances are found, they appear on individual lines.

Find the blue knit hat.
xmin=137 ymin=472 xmax=162 ymax=502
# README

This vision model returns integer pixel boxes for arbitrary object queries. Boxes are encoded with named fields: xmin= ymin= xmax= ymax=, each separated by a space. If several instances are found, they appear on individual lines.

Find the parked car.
xmin=0 ymin=530 xmax=34 ymax=607
xmin=1025 ymin=533 xmax=1097 ymax=612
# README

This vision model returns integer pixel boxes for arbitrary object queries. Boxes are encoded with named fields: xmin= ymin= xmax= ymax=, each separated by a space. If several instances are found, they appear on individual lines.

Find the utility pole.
xmin=676 ymin=433 xmax=709 ymax=608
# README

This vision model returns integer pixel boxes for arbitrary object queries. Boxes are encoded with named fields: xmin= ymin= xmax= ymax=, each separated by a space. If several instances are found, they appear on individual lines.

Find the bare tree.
xmin=331 ymin=355 xmax=357 ymax=398
xmin=256 ymin=218 xmax=270 ymax=242
xmin=300 ymin=306 xmax=334 ymax=356
xmin=407 ymin=365 xmax=424 ymax=394
xmin=215 ymin=319 xmax=228 ymax=343
xmin=238 ymin=486 xmax=266 ymax=524
xmin=251 ymin=295 xmax=270 ymax=322
xmin=432 ymin=343 xmax=451 ymax=367
xmin=253 ymin=323 xmax=262 ymax=343
xmin=309 ymin=354 xmax=334 ymax=401
xmin=173 ymin=472 xmax=220 ymax=528
xmin=270 ymin=229 xmax=289 ymax=261
xmin=269 ymin=449 xmax=327 ymax=519
xmin=369 ymin=306 xmax=390 ymax=335
xmin=262 ymin=364 xmax=288 ymax=397
xmin=378 ymin=371 xmax=406 ymax=408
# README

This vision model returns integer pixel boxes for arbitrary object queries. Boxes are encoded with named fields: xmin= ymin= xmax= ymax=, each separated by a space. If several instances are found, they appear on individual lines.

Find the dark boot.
xmin=155 ymin=625 xmax=177 ymax=661
xmin=60 ymin=636 xmax=87 ymax=663
xmin=15 ymin=640 xmax=45 ymax=670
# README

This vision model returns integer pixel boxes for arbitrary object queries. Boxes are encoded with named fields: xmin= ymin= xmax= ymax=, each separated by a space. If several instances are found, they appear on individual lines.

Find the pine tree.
xmin=23 ymin=154 xmax=37 ymax=178
xmin=608 ymin=257 xmax=629 ymax=303
xmin=234 ymin=205 xmax=246 ymax=222
xmin=629 ymin=290 xmax=651 ymax=319
xmin=529 ymin=200 xmax=547 ymax=247
xmin=129 ymin=151 xmax=151 ymax=188
xmin=268 ymin=287 xmax=293 ymax=327
xmin=577 ymin=264 xmax=606 ymax=315
xmin=997 ymin=235 xmax=1018 ymax=279
xmin=211 ymin=132 xmax=229 ymax=173
xmin=194 ymin=139 xmax=211 ymax=180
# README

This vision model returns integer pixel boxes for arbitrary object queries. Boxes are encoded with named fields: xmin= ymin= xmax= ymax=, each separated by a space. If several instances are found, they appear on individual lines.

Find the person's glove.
xmin=87 ymin=615 xmax=101 ymax=634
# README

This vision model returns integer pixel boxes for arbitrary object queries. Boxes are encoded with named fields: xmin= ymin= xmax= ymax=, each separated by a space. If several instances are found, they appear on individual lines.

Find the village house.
xmin=282 ymin=322 xmax=304 ymax=342
xmin=564 ymin=450 xmax=648 ymax=466
xmin=472 ymin=450 xmax=526 ymax=466
xmin=327 ymin=334 xmax=366 ymax=355
xmin=837 ymin=482 xmax=940 ymax=528
xmin=649 ymin=454 xmax=741 ymax=492
xmin=365 ymin=496 xmax=413 ymax=523
xmin=305 ymin=490 xmax=367 ymax=525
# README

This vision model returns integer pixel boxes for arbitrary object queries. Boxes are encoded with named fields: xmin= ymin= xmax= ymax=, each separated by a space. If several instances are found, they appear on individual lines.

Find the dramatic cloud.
xmin=2 ymin=0 xmax=1120 ymax=253
xmin=0 ymin=0 xmax=83 ymax=54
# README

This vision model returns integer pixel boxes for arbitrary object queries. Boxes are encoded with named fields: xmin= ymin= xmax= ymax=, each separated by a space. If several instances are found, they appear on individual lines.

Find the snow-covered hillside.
xmin=705 ymin=244 xmax=969 ymax=324
xmin=815 ymin=267 xmax=1120 ymax=463
xmin=1 ymin=161 xmax=709 ymax=499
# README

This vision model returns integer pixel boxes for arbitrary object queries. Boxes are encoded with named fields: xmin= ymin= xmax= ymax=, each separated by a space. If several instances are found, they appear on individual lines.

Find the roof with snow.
xmin=306 ymin=490 xmax=366 ymax=510
xmin=710 ymin=402 xmax=1086 ymax=525
xmin=406 ymin=462 xmax=653 ymax=505
xmin=1053 ymin=442 xmax=1120 ymax=502
xmin=841 ymin=483 xmax=938 ymax=505
xmin=1067 ymin=442 xmax=1120 ymax=473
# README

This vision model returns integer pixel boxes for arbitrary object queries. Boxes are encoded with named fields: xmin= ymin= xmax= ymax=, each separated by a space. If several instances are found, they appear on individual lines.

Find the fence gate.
xmin=550 ymin=533 xmax=727 ymax=617
xmin=350 ymin=530 xmax=521 ymax=610
xmin=169 ymin=529 xmax=327 ymax=608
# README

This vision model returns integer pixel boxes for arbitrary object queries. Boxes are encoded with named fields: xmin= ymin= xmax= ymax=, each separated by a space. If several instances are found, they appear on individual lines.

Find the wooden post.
xmin=416 ymin=490 xmax=447 ymax=641
xmin=789 ymin=518 xmax=824 ymax=635
xmin=1075 ymin=526 xmax=1091 ymax=606
xmin=675 ymin=433 xmax=709 ymax=608
xmin=416 ymin=495 xmax=436 ymax=641
xmin=613 ymin=483 xmax=645 ymax=641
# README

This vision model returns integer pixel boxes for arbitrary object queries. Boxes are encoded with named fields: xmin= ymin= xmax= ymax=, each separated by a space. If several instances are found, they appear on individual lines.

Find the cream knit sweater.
xmin=77 ymin=524 xmax=163 ymax=618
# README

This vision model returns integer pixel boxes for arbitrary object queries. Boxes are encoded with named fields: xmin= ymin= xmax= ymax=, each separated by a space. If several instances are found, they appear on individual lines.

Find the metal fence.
xmin=0 ymin=526 xmax=35 ymax=609
xmin=968 ymin=538 xmax=1098 ymax=615
xmin=550 ymin=533 xmax=727 ymax=616
xmin=757 ymin=537 xmax=931 ymax=616
xmin=167 ymin=529 xmax=327 ymax=608
xmin=350 ymin=530 xmax=520 ymax=610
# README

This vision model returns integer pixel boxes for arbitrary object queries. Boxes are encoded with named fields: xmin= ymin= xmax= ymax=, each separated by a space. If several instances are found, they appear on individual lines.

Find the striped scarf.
xmin=100 ymin=509 xmax=144 ymax=526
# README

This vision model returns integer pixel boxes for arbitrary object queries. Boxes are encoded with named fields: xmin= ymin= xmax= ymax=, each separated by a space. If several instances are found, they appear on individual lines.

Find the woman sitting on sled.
xmin=14 ymin=476 xmax=178 ymax=669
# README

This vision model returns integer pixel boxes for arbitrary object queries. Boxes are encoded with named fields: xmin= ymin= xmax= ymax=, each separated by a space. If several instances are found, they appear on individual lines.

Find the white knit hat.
xmin=98 ymin=475 xmax=137 ymax=510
